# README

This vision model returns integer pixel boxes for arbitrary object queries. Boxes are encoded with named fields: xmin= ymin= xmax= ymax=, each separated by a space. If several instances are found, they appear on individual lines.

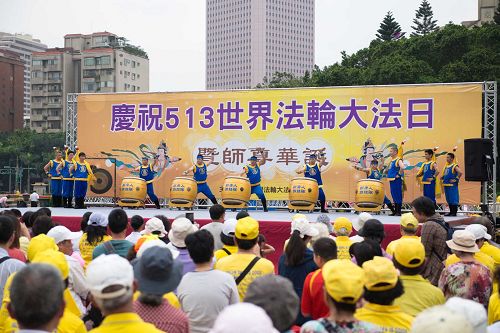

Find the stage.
xmin=2 ymin=207 xmax=466 ymax=266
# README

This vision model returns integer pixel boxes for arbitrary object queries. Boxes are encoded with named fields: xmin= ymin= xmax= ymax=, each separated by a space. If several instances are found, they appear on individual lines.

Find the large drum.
xmin=355 ymin=179 xmax=385 ymax=209
xmin=170 ymin=177 xmax=198 ymax=205
xmin=289 ymin=177 xmax=319 ymax=206
xmin=119 ymin=177 xmax=147 ymax=204
xmin=221 ymin=176 xmax=251 ymax=206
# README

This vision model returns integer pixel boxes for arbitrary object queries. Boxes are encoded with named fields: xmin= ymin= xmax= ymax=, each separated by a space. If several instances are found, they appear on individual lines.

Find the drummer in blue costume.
xmin=57 ymin=146 xmax=78 ymax=208
xmin=135 ymin=156 xmax=160 ymax=209
xmin=43 ymin=147 xmax=64 ymax=207
xmin=183 ymin=154 xmax=218 ymax=205
xmin=69 ymin=152 xmax=95 ymax=209
xmin=241 ymin=149 xmax=268 ymax=212
xmin=352 ymin=158 xmax=396 ymax=215
xmin=296 ymin=153 xmax=328 ymax=213
xmin=416 ymin=149 xmax=440 ymax=203
xmin=440 ymin=149 xmax=462 ymax=216
xmin=386 ymin=142 xmax=406 ymax=216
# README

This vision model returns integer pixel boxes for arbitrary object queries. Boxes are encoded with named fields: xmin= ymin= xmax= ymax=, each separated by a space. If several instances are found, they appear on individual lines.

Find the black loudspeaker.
xmin=464 ymin=138 xmax=494 ymax=182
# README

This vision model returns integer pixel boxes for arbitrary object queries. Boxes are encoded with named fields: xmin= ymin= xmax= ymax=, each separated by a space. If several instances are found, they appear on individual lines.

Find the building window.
xmin=47 ymin=59 xmax=58 ymax=65
xmin=32 ymin=60 xmax=43 ymax=66
xmin=97 ymin=56 xmax=111 ymax=65
xmin=31 ymin=71 xmax=43 ymax=78
xmin=131 ymin=73 xmax=135 ymax=80
xmin=48 ymin=84 xmax=61 ymax=92
xmin=83 ymin=69 xmax=96 ymax=78
xmin=47 ymin=72 xmax=61 ymax=80
xmin=132 ymin=61 xmax=136 ymax=68
xmin=83 ymin=82 xmax=96 ymax=91
xmin=100 ymin=81 xmax=114 ymax=88
xmin=84 ymin=57 xmax=95 ymax=66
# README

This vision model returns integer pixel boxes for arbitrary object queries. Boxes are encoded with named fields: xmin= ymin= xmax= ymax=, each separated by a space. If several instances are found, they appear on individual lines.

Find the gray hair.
xmin=10 ymin=264 xmax=64 ymax=329
xmin=93 ymin=286 xmax=133 ymax=314
xmin=316 ymin=214 xmax=333 ymax=233
xmin=138 ymin=292 xmax=163 ymax=307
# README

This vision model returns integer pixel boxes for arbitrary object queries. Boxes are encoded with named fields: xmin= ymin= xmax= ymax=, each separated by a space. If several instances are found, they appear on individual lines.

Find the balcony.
xmin=31 ymin=90 xmax=46 ymax=97
xmin=30 ymin=114 xmax=45 ymax=121
xmin=47 ymin=78 xmax=62 ymax=84
xmin=31 ymin=77 xmax=45 ymax=84
xmin=47 ymin=64 xmax=62 ymax=71
xmin=47 ymin=102 xmax=62 ymax=107
xmin=47 ymin=91 xmax=62 ymax=96
xmin=31 ymin=101 xmax=45 ymax=108
xmin=48 ymin=116 xmax=61 ymax=121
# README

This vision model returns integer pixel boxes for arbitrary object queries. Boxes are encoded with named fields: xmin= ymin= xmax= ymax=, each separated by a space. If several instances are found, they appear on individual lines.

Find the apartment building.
xmin=0 ymin=50 xmax=24 ymax=132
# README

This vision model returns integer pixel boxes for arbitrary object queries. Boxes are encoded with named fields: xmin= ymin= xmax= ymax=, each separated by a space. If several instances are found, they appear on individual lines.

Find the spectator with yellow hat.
xmin=392 ymin=238 xmax=445 ymax=316
xmin=215 ymin=217 xmax=274 ymax=300
xmin=300 ymin=260 xmax=382 ymax=333
xmin=332 ymin=217 xmax=353 ymax=260
xmin=386 ymin=213 xmax=420 ymax=257
xmin=355 ymin=257 xmax=414 ymax=332
xmin=438 ymin=230 xmax=492 ymax=307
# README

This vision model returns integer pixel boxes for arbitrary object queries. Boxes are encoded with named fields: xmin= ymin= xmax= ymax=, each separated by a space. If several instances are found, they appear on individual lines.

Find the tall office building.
xmin=0 ymin=33 xmax=47 ymax=126
xmin=31 ymin=32 xmax=149 ymax=133
xmin=206 ymin=0 xmax=315 ymax=90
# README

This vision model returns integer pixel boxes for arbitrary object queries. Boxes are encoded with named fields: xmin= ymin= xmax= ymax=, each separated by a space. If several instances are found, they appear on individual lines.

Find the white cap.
xmin=445 ymin=297 xmax=487 ymax=333
xmin=291 ymin=218 xmax=319 ymax=238
xmin=464 ymin=224 xmax=492 ymax=240
xmin=88 ymin=212 xmax=108 ymax=227
xmin=222 ymin=218 xmax=238 ymax=236
xmin=141 ymin=217 xmax=167 ymax=238
xmin=411 ymin=305 xmax=473 ymax=333
xmin=137 ymin=239 xmax=179 ymax=259
xmin=209 ymin=303 xmax=279 ymax=333
xmin=47 ymin=226 xmax=80 ymax=245
xmin=168 ymin=217 xmax=198 ymax=248
xmin=86 ymin=254 xmax=134 ymax=300
xmin=352 ymin=212 xmax=372 ymax=232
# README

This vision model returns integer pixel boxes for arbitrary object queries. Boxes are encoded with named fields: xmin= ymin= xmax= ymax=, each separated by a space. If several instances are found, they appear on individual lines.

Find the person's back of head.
xmin=130 ymin=215 xmax=144 ymax=232
xmin=36 ymin=207 xmax=52 ymax=217
xmin=412 ymin=196 xmax=436 ymax=222
xmin=5 ymin=214 xmax=20 ymax=249
xmin=185 ymin=230 xmax=214 ymax=264
xmin=0 ymin=216 xmax=15 ymax=246
xmin=244 ymin=275 xmax=299 ymax=332
xmin=351 ymin=239 xmax=382 ymax=267
xmin=32 ymin=215 xmax=55 ymax=236
xmin=10 ymin=209 xmax=21 ymax=219
xmin=236 ymin=210 xmax=250 ymax=220
xmin=358 ymin=219 xmax=385 ymax=244
xmin=22 ymin=211 xmax=34 ymax=228
xmin=108 ymin=208 xmax=128 ymax=235
xmin=80 ymin=211 xmax=92 ymax=232
xmin=209 ymin=204 xmax=225 ymax=221
xmin=312 ymin=237 xmax=337 ymax=267
xmin=8 ymin=264 xmax=64 ymax=331
xmin=234 ymin=217 xmax=260 ymax=251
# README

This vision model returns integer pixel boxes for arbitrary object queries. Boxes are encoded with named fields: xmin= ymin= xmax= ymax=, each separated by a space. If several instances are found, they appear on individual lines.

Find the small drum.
xmin=119 ymin=177 xmax=147 ymax=204
xmin=221 ymin=176 xmax=251 ymax=206
xmin=289 ymin=177 xmax=319 ymax=207
xmin=170 ymin=177 xmax=198 ymax=205
xmin=355 ymin=179 xmax=385 ymax=209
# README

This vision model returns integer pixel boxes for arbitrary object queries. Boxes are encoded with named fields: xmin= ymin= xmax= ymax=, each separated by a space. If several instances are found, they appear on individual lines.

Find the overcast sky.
xmin=0 ymin=0 xmax=477 ymax=91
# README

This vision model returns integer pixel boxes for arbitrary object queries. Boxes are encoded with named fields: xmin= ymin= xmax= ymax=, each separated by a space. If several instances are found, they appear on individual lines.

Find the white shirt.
xmin=29 ymin=193 xmax=39 ymax=202
xmin=125 ymin=231 xmax=142 ymax=244
xmin=65 ymin=254 xmax=88 ymax=315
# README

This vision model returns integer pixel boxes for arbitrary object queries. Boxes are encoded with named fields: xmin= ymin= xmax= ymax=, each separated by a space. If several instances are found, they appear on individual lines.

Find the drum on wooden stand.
xmin=169 ymin=177 xmax=198 ymax=209
xmin=288 ymin=177 xmax=319 ymax=212
xmin=117 ymin=177 xmax=147 ymax=208
xmin=221 ymin=176 xmax=251 ymax=209
xmin=354 ymin=179 xmax=385 ymax=212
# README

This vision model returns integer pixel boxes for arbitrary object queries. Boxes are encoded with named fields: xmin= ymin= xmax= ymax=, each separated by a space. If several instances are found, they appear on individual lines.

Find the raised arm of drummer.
xmin=432 ymin=161 xmax=440 ymax=178
xmin=318 ymin=153 xmax=327 ymax=167
xmin=295 ymin=165 xmax=305 ymax=175
xmin=183 ymin=165 xmax=195 ymax=176
xmin=352 ymin=164 xmax=370 ymax=176
xmin=258 ymin=149 xmax=266 ymax=166
xmin=398 ymin=159 xmax=405 ymax=174
xmin=43 ymin=161 xmax=51 ymax=175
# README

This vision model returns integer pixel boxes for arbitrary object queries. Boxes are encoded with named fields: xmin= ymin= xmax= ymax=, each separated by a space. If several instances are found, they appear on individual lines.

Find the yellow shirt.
xmin=445 ymin=251 xmax=495 ymax=273
xmin=481 ymin=242 xmax=500 ymax=265
xmin=89 ymin=312 xmax=162 ymax=333
xmin=394 ymin=275 xmax=445 ymax=317
xmin=214 ymin=245 xmax=238 ymax=262
xmin=79 ymin=233 xmax=112 ymax=266
xmin=215 ymin=253 xmax=274 ymax=300
xmin=58 ymin=308 xmax=87 ymax=333
xmin=335 ymin=236 xmax=353 ymax=260
xmin=386 ymin=235 xmax=421 ymax=257
xmin=132 ymin=291 xmax=180 ymax=309
xmin=489 ymin=292 xmax=500 ymax=324
xmin=355 ymin=303 xmax=414 ymax=332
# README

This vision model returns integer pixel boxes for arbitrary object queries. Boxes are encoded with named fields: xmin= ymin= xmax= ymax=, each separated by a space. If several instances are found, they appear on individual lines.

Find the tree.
xmin=376 ymin=11 xmax=402 ymax=41
xmin=494 ymin=1 xmax=500 ymax=25
xmin=411 ymin=0 xmax=438 ymax=36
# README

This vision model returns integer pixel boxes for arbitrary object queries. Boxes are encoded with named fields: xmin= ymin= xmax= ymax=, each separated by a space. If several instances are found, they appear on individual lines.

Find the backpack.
xmin=427 ymin=217 xmax=454 ymax=254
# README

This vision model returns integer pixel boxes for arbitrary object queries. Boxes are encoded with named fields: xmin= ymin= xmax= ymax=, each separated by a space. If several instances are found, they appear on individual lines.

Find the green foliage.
xmin=411 ymin=0 xmax=438 ymax=36
xmin=0 ymin=130 xmax=64 ymax=192
xmin=377 ymin=11 xmax=402 ymax=41
xmin=116 ymin=37 xmax=149 ymax=59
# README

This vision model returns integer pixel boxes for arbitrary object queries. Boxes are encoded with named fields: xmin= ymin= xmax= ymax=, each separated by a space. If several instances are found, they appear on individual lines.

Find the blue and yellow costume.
xmin=243 ymin=156 xmax=268 ymax=211
xmin=61 ymin=149 xmax=77 ymax=208
xmin=137 ymin=160 xmax=160 ymax=209
xmin=368 ymin=169 xmax=392 ymax=207
xmin=192 ymin=157 xmax=217 ymax=205
xmin=72 ymin=159 xmax=93 ymax=209
xmin=47 ymin=157 xmax=63 ymax=207
xmin=420 ymin=161 xmax=437 ymax=203
xmin=303 ymin=159 xmax=327 ymax=212
xmin=441 ymin=151 xmax=460 ymax=216
xmin=387 ymin=144 xmax=405 ymax=215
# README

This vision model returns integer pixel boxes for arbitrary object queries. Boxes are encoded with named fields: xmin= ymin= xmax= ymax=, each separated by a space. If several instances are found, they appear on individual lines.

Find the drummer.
xmin=416 ymin=149 xmax=439 ymax=204
xmin=386 ymin=144 xmax=405 ymax=216
xmin=183 ymin=154 xmax=218 ymax=205
xmin=241 ymin=149 xmax=268 ymax=212
xmin=296 ymin=153 xmax=328 ymax=213
xmin=352 ymin=159 xmax=395 ymax=215
xmin=135 ymin=156 xmax=160 ymax=209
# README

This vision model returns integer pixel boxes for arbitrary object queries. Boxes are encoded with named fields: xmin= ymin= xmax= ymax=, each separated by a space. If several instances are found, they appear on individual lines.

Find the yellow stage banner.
xmin=77 ymin=83 xmax=482 ymax=204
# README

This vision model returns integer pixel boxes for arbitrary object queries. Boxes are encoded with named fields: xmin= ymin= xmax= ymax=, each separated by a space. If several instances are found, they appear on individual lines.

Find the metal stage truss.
xmin=67 ymin=83 xmax=498 ymax=213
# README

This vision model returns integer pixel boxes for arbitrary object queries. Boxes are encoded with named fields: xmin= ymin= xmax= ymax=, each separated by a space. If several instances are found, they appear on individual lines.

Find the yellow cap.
xmin=362 ymin=256 xmax=398 ymax=291
xmin=27 ymin=234 xmax=59 ymax=262
xmin=393 ymin=238 xmax=426 ymax=268
xmin=333 ymin=217 xmax=352 ymax=234
xmin=32 ymin=249 xmax=69 ymax=279
xmin=322 ymin=259 xmax=365 ymax=304
xmin=235 ymin=217 xmax=259 ymax=240
xmin=400 ymin=213 xmax=418 ymax=229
